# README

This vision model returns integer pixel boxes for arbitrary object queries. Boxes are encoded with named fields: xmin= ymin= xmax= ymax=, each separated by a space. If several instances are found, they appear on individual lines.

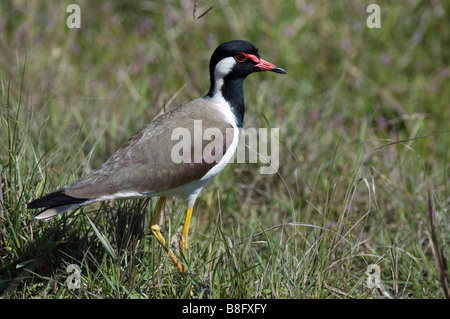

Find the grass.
xmin=0 ymin=0 xmax=449 ymax=299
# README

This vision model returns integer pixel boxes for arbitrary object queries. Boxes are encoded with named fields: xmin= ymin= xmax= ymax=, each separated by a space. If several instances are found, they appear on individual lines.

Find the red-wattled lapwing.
xmin=28 ymin=40 xmax=286 ymax=274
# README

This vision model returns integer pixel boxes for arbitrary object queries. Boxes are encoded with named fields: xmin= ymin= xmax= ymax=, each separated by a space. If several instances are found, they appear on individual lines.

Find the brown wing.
xmin=64 ymin=99 xmax=235 ymax=199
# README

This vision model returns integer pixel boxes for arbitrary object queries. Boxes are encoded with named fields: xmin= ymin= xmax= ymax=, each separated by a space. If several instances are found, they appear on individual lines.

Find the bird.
xmin=27 ymin=40 xmax=286 ymax=274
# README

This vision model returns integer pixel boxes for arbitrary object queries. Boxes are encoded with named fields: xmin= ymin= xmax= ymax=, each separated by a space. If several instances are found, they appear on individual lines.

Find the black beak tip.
xmin=272 ymin=66 xmax=286 ymax=74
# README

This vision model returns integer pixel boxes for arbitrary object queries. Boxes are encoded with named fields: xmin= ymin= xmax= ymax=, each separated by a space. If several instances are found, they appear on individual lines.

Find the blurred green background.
xmin=0 ymin=0 xmax=449 ymax=298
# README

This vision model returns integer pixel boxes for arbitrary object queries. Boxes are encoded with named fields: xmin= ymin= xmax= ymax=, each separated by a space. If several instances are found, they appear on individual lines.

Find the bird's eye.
xmin=234 ymin=52 xmax=247 ymax=63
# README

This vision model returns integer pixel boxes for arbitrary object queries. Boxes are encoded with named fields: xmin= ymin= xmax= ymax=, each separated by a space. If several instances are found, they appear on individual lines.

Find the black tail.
xmin=28 ymin=189 xmax=90 ymax=220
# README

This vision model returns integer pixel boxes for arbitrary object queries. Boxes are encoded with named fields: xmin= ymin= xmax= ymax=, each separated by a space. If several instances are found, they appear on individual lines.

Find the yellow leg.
xmin=149 ymin=196 xmax=184 ymax=274
xmin=179 ymin=207 xmax=194 ymax=259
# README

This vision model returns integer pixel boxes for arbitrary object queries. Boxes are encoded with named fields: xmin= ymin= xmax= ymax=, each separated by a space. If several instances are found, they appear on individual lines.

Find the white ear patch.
xmin=212 ymin=56 xmax=236 ymax=97
xmin=214 ymin=56 xmax=236 ymax=79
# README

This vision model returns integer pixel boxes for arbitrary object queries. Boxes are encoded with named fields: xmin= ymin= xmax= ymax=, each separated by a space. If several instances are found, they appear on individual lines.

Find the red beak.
xmin=238 ymin=52 xmax=286 ymax=74
xmin=254 ymin=58 xmax=286 ymax=74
